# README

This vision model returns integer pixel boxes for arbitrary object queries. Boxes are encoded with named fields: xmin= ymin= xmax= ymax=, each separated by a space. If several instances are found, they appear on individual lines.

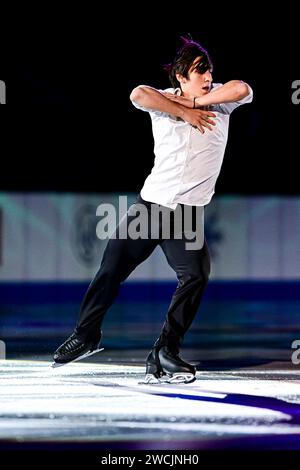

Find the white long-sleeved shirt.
xmin=132 ymin=83 xmax=253 ymax=209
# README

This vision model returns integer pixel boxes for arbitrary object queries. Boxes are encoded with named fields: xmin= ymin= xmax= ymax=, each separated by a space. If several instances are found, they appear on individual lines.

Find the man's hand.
xmin=130 ymin=86 xmax=216 ymax=132
xmin=182 ymin=108 xmax=216 ymax=134
xmin=162 ymin=92 xmax=216 ymax=133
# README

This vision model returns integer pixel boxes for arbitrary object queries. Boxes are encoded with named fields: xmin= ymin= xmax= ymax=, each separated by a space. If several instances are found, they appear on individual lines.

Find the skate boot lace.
xmin=60 ymin=334 xmax=84 ymax=353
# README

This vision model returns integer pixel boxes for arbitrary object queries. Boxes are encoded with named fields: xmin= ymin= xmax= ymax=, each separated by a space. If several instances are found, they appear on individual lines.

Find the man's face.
xmin=178 ymin=56 xmax=213 ymax=97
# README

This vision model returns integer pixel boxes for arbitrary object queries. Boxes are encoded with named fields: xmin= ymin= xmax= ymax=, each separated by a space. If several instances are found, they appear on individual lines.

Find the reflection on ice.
xmin=0 ymin=358 xmax=300 ymax=448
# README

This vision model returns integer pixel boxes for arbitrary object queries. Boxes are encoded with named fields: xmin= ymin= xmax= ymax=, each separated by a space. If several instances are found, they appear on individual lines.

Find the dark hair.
xmin=164 ymin=36 xmax=213 ymax=88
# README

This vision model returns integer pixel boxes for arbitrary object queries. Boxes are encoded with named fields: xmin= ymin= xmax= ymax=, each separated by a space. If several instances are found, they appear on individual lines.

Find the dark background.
xmin=0 ymin=23 xmax=299 ymax=195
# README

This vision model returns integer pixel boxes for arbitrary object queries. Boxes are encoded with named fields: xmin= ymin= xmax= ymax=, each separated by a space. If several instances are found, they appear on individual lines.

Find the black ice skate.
xmin=52 ymin=331 xmax=103 ymax=368
xmin=142 ymin=346 xmax=196 ymax=384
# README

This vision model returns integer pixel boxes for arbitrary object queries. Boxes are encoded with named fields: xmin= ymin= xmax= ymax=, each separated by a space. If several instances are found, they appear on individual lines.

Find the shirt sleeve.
xmin=211 ymin=82 xmax=254 ymax=115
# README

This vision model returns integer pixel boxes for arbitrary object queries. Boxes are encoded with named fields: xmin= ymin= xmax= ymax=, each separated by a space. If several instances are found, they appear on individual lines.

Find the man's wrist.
xmin=178 ymin=105 xmax=188 ymax=120
xmin=195 ymin=96 xmax=210 ymax=107
xmin=194 ymin=97 xmax=203 ymax=107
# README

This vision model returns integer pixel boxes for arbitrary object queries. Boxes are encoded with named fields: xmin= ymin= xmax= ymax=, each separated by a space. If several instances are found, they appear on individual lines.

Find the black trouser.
xmin=75 ymin=195 xmax=210 ymax=351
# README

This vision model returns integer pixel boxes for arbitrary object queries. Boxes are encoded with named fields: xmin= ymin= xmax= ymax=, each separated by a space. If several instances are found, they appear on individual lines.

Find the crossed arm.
xmin=130 ymin=81 xmax=251 ymax=134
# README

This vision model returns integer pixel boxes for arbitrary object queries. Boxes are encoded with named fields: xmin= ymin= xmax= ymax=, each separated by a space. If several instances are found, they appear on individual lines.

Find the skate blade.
xmin=138 ymin=374 xmax=161 ymax=385
xmin=165 ymin=373 xmax=196 ymax=384
xmin=139 ymin=372 xmax=196 ymax=385
xmin=51 ymin=348 xmax=104 ymax=368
